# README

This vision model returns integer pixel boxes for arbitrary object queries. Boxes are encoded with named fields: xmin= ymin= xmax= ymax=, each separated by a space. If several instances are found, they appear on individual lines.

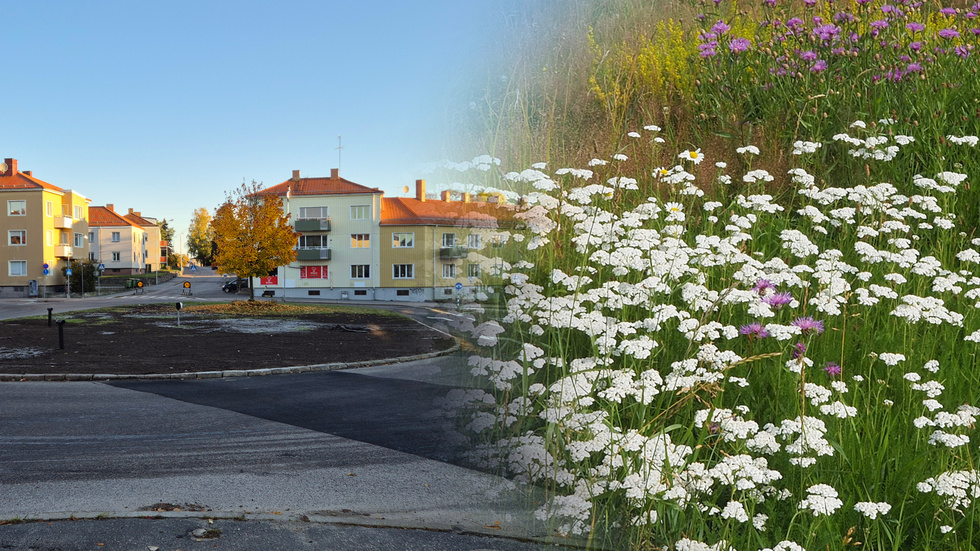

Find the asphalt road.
xmin=0 ymin=277 xmax=572 ymax=550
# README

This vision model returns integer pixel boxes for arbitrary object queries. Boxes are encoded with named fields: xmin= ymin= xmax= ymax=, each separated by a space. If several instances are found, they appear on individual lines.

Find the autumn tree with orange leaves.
xmin=212 ymin=180 xmax=297 ymax=301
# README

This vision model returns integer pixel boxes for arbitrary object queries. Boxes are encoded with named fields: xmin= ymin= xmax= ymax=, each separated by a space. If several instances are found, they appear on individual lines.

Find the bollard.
xmin=47 ymin=308 xmax=53 ymax=327
xmin=56 ymin=320 xmax=66 ymax=350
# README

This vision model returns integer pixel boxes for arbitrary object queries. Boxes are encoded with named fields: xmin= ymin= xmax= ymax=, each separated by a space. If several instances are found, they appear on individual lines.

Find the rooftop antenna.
xmin=336 ymin=135 xmax=343 ymax=172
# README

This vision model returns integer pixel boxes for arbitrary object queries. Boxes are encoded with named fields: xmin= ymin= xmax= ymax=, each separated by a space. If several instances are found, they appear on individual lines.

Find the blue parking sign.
xmin=455 ymin=282 xmax=463 ymax=290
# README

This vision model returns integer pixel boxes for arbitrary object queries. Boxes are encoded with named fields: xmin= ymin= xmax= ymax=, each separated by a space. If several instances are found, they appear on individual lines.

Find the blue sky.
xmin=1 ymin=1 xmax=513 ymax=251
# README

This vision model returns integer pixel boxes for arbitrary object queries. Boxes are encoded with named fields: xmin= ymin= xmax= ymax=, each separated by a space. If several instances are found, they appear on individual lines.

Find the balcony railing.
xmin=439 ymin=246 xmax=468 ymax=259
xmin=297 ymin=247 xmax=332 ymax=261
xmin=294 ymin=218 xmax=331 ymax=232
xmin=54 ymin=244 xmax=72 ymax=258
xmin=54 ymin=216 xmax=73 ymax=229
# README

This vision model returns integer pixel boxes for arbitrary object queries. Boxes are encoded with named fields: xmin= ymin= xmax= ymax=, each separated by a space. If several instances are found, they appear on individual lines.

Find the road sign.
xmin=66 ymin=268 xmax=72 ymax=276
xmin=183 ymin=281 xmax=191 ymax=288
xmin=43 ymin=263 xmax=49 ymax=269
xmin=42 ymin=268 xmax=49 ymax=276
xmin=455 ymin=282 xmax=463 ymax=290
xmin=98 ymin=263 xmax=105 ymax=271
xmin=190 ymin=265 xmax=198 ymax=272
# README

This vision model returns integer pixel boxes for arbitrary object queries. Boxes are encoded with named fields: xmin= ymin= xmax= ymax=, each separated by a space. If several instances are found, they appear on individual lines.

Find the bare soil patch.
xmin=0 ymin=303 xmax=454 ymax=376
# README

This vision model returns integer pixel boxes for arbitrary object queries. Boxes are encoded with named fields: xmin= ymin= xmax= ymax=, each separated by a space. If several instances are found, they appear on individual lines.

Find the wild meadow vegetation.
xmin=445 ymin=0 xmax=980 ymax=549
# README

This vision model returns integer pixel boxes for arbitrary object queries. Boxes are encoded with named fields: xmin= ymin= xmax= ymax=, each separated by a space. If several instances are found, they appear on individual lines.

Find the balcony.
xmin=297 ymin=247 xmax=332 ymax=261
xmin=54 ymin=216 xmax=73 ymax=229
xmin=54 ymin=244 xmax=72 ymax=258
xmin=295 ymin=218 xmax=331 ymax=232
xmin=439 ymin=246 xmax=468 ymax=259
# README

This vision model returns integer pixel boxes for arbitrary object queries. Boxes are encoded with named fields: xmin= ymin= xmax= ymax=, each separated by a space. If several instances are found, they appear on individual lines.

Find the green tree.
xmin=211 ymin=180 xmax=297 ymax=301
xmin=158 ymin=219 xmax=180 ymax=269
xmin=186 ymin=207 xmax=214 ymax=266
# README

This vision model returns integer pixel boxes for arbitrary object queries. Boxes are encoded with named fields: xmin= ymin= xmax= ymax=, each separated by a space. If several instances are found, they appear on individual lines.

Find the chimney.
xmin=2 ymin=158 xmax=16 ymax=176
xmin=23 ymin=171 xmax=31 ymax=176
xmin=462 ymin=193 xmax=471 ymax=203
xmin=441 ymin=190 xmax=452 ymax=202
xmin=106 ymin=204 xmax=115 ymax=212
xmin=128 ymin=208 xmax=135 ymax=215
xmin=331 ymin=168 xmax=339 ymax=180
xmin=415 ymin=179 xmax=426 ymax=202
xmin=292 ymin=170 xmax=300 ymax=181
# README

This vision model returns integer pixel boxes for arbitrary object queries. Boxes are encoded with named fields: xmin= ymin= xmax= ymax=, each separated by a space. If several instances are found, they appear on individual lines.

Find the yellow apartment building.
xmin=0 ymin=158 xmax=90 ymax=297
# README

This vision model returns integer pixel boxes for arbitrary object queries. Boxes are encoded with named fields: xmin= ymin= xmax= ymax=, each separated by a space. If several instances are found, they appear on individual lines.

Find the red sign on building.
xmin=300 ymin=266 xmax=326 ymax=279
xmin=260 ymin=276 xmax=279 ymax=285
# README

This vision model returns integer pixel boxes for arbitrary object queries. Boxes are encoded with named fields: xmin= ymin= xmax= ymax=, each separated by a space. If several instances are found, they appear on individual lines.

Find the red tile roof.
xmin=89 ymin=206 xmax=143 ymax=228
xmin=381 ymin=197 xmax=512 ymax=228
xmin=123 ymin=212 xmax=156 ymax=227
xmin=257 ymin=177 xmax=382 ymax=197
xmin=0 ymin=171 xmax=67 ymax=193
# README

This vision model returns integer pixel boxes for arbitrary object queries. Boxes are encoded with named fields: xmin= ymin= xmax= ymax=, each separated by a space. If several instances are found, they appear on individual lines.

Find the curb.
xmin=0 ymin=508 xmax=579 ymax=547
xmin=0 ymin=341 xmax=461 ymax=383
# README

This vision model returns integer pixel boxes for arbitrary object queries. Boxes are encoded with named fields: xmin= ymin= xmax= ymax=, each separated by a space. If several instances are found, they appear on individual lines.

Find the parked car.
xmin=221 ymin=279 xmax=249 ymax=292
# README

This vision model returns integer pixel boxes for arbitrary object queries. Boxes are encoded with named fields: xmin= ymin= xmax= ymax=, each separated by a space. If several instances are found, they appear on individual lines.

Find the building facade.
xmin=88 ymin=205 xmax=147 ymax=275
xmin=0 ymin=158 xmax=90 ymax=297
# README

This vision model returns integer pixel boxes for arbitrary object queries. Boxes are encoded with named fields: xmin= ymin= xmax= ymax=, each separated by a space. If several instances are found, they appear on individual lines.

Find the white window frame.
xmin=350 ymin=233 xmax=370 ymax=248
xmin=392 ymin=232 xmax=414 ymax=248
xmin=7 ymin=200 xmax=26 ymax=216
xmin=392 ymin=264 xmax=414 ymax=279
xmin=46 ymin=230 xmax=53 ymax=247
xmin=299 ymin=206 xmax=329 ymax=219
xmin=350 ymin=264 xmax=371 ymax=279
xmin=46 ymin=201 xmax=53 ymax=217
xmin=74 ymin=233 xmax=84 ymax=247
xmin=467 ymin=233 xmax=482 ymax=249
xmin=442 ymin=263 xmax=457 ymax=278
xmin=112 ymin=252 xmax=121 ymax=262
xmin=8 ymin=230 xmax=26 ymax=246
xmin=59 ymin=231 xmax=69 ymax=244
xmin=298 ymin=234 xmax=328 ymax=248
xmin=8 ymin=260 xmax=27 ymax=276
xmin=467 ymin=263 xmax=481 ymax=278
xmin=441 ymin=233 xmax=456 ymax=248
xmin=350 ymin=205 xmax=370 ymax=221
xmin=111 ymin=232 xmax=120 ymax=242
xmin=74 ymin=205 xmax=82 ymax=220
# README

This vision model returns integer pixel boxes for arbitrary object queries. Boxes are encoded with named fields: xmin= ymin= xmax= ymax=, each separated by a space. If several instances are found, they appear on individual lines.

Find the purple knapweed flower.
xmin=792 ymin=342 xmax=807 ymax=359
xmin=813 ymin=23 xmax=841 ymax=41
xmin=804 ymin=0 xmax=816 ymax=5
xmin=787 ymin=17 xmax=804 ymax=30
xmin=712 ymin=20 xmax=731 ymax=34
xmin=906 ymin=22 xmax=925 ymax=32
xmin=792 ymin=316 xmax=824 ymax=335
xmin=763 ymin=292 xmax=794 ymax=308
xmin=907 ymin=61 xmax=923 ymax=72
xmin=800 ymin=49 xmax=818 ymax=61
xmin=955 ymin=45 xmax=971 ymax=58
xmin=699 ymin=42 xmax=719 ymax=58
xmin=729 ymin=37 xmax=751 ymax=53
xmin=972 ymin=27 xmax=980 ymax=36
xmin=940 ymin=7 xmax=957 ymax=16
xmin=739 ymin=322 xmax=770 ymax=340
xmin=870 ymin=19 xmax=890 ymax=32
xmin=939 ymin=28 xmax=961 ymax=39
xmin=824 ymin=362 xmax=842 ymax=376
xmin=810 ymin=59 xmax=828 ymax=72
xmin=910 ymin=40 xmax=923 ymax=51
xmin=763 ymin=0 xmax=777 ymax=6
xmin=752 ymin=279 xmax=775 ymax=295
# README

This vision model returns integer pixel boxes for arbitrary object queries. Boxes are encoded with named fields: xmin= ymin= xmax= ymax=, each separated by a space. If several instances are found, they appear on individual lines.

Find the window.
xmin=353 ymin=289 xmax=367 ymax=296
xmin=308 ymin=290 xmax=321 ymax=296
xmin=59 ymin=231 xmax=69 ymax=244
xmin=7 ymin=200 xmax=26 ymax=216
xmin=467 ymin=263 xmax=481 ymax=278
xmin=350 ymin=205 xmax=370 ymax=220
xmin=8 ymin=260 xmax=27 ymax=276
xmin=299 ymin=206 xmax=329 ymax=219
xmin=8 ymin=230 xmax=26 ymax=245
xmin=350 ymin=264 xmax=371 ymax=279
xmin=392 ymin=232 xmax=414 ymax=248
xmin=442 ymin=263 xmax=457 ymax=278
xmin=88 ymin=232 xmax=94 ymax=243
xmin=467 ymin=234 xmax=482 ymax=249
xmin=350 ymin=234 xmax=370 ymax=248
xmin=74 ymin=205 xmax=82 ymax=220
xmin=442 ymin=233 xmax=456 ymax=248
xmin=46 ymin=230 xmax=52 ymax=246
xmin=396 ymin=289 xmax=410 ymax=296
xmin=74 ymin=233 xmax=84 ymax=247
xmin=112 ymin=252 xmax=121 ymax=262
xmin=111 ymin=232 xmax=120 ymax=242
xmin=300 ymin=266 xmax=327 ymax=279
xmin=392 ymin=264 xmax=414 ymax=279
xmin=46 ymin=201 xmax=53 ymax=216
xmin=298 ymin=234 xmax=327 ymax=248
